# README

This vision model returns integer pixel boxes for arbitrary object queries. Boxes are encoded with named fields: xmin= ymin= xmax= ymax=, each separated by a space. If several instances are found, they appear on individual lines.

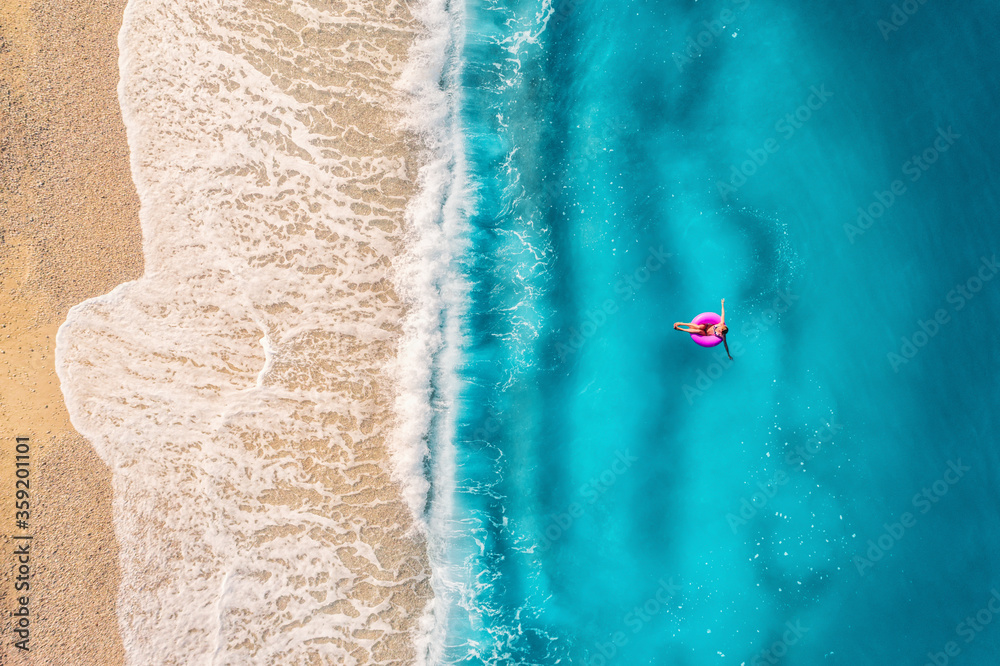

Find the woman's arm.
xmin=722 ymin=335 xmax=732 ymax=360
xmin=720 ymin=298 xmax=726 ymax=324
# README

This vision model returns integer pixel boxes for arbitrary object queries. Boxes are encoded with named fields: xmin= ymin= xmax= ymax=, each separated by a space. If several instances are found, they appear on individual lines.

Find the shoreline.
xmin=0 ymin=0 xmax=142 ymax=663
xmin=2 ymin=0 xmax=444 ymax=660
xmin=51 ymin=0 xmax=438 ymax=662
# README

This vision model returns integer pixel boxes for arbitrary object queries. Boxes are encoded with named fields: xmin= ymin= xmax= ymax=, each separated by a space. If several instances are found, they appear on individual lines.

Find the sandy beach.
xmin=0 ymin=0 xmax=140 ymax=662
xmin=2 ymin=0 xmax=440 ymax=659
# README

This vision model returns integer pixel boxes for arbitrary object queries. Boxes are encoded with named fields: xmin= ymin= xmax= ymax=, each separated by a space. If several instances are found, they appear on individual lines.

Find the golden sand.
xmin=3 ymin=0 xmax=438 ymax=661
xmin=0 ymin=0 xmax=141 ymax=662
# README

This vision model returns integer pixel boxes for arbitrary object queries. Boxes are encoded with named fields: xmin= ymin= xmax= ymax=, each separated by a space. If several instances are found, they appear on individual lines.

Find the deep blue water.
xmin=429 ymin=1 xmax=1000 ymax=663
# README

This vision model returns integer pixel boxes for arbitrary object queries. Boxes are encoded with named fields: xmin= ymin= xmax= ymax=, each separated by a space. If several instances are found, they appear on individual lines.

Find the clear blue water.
xmin=429 ymin=1 xmax=1000 ymax=663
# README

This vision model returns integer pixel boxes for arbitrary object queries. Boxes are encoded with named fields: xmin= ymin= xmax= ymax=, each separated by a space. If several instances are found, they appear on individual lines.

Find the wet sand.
xmin=0 ymin=0 xmax=141 ymax=662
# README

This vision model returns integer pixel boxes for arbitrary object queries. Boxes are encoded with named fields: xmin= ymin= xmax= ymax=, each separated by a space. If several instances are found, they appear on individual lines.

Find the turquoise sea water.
xmin=427 ymin=1 xmax=1000 ymax=663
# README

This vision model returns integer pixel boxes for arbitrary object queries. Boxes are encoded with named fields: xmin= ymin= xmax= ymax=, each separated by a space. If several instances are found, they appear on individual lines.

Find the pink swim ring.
xmin=690 ymin=312 xmax=723 ymax=347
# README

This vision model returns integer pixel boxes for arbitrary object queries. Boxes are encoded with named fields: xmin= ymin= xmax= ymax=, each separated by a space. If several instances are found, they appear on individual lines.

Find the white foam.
xmin=390 ymin=0 xmax=472 ymax=662
xmin=57 ymin=0 xmax=442 ymax=662
xmin=397 ymin=0 xmax=573 ymax=658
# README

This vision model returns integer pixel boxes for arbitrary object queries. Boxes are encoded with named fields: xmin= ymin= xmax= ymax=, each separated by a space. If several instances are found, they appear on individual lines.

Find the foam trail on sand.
xmin=391 ymin=0 xmax=471 ymax=661
xmin=55 ymin=0 xmax=449 ymax=662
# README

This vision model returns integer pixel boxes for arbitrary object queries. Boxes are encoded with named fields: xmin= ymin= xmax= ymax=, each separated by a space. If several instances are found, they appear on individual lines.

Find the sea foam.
xmin=391 ymin=0 xmax=471 ymax=660
xmin=55 ymin=0 xmax=447 ymax=662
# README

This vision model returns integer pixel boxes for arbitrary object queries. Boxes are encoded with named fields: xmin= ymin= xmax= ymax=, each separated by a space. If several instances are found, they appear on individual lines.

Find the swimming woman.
xmin=674 ymin=298 xmax=732 ymax=360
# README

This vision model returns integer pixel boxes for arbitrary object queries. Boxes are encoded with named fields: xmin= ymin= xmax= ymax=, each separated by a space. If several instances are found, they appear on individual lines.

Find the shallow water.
xmin=427 ymin=0 xmax=1000 ymax=663
xmin=57 ymin=0 xmax=435 ymax=663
